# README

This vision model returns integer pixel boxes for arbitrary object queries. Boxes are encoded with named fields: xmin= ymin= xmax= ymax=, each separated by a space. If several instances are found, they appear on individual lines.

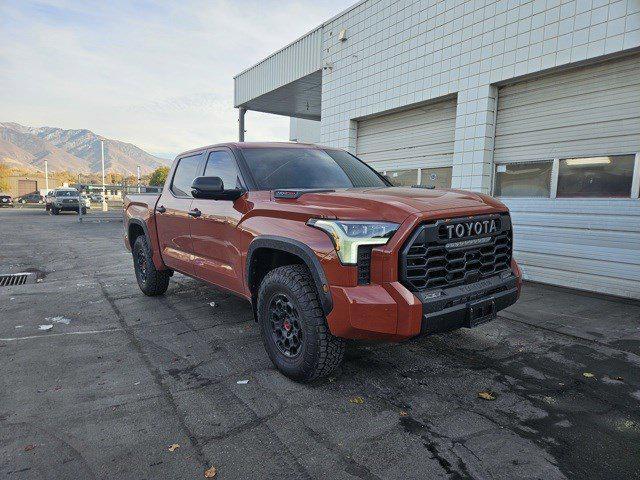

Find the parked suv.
xmin=50 ymin=188 xmax=86 ymax=215
xmin=124 ymin=143 xmax=521 ymax=381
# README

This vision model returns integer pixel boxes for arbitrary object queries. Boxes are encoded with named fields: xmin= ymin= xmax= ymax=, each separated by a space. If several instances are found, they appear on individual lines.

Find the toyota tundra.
xmin=124 ymin=143 xmax=521 ymax=381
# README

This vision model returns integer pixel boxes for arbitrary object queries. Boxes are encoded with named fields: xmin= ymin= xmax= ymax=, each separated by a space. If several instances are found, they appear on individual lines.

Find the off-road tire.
xmin=257 ymin=264 xmax=345 ymax=382
xmin=51 ymin=206 xmax=59 ymax=215
xmin=81 ymin=207 xmax=87 ymax=215
xmin=133 ymin=235 xmax=170 ymax=296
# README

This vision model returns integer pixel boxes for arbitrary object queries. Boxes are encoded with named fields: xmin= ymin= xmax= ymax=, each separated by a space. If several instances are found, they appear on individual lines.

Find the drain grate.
xmin=0 ymin=272 xmax=38 ymax=287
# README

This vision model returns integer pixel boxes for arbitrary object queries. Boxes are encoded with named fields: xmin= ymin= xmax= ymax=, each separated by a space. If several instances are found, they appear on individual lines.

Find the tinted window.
xmin=171 ymin=154 xmax=203 ymax=197
xmin=241 ymin=148 xmax=388 ymax=190
xmin=204 ymin=151 xmax=243 ymax=189
xmin=557 ymin=155 xmax=635 ymax=198
xmin=494 ymin=162 xmax=552 ymax=197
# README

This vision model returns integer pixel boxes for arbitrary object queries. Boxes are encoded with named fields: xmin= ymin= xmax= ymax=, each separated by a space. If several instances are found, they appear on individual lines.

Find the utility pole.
xmin=101 ymin=139 xmax=108 ymax=212
xmin=44 ymin=160 xmax=49 ymax=193
xmin=137 ymin=165 xmax=141 ymax=193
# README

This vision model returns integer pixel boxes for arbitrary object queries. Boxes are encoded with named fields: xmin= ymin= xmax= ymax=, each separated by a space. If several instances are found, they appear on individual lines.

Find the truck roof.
xmin=175 ymin=141 xmax=338 ymax=160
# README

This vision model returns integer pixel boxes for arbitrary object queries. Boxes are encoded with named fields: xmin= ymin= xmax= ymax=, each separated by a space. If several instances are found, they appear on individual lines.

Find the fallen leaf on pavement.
xmin=24 ymin=444 xmax=35 ymax=452
xmin=349 ymin=396 xmax=364 ymax=404
xmin=168 ymin=444 xmax=180 ymax=452
xmin=612 ymin=375 xmax=624 ymax=381
xmin=399 ymin=411 xmax=408 ymax=417
xmin=478 ymin=390 xmax=497 ymax=401
xmin=204 ymin=466 xmax=217 ymax=478
xmin=236 ymin=379 xmax=249 ymax=385
xmin=583 ymin=372 xmax=595 ymax=378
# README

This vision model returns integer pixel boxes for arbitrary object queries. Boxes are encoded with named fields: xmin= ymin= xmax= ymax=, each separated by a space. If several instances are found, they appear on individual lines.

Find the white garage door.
xmin=356 ymin=99 xmax=456 ymax=187
xmin=494 ymin=55 xmax=640 ymax=299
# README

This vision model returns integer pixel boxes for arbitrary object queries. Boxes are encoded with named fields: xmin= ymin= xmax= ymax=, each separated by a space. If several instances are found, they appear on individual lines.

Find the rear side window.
xmin=204 ymin=151 xmax=243 ymax=189
xmin=171 ymin=154 xmax=203 ymax=197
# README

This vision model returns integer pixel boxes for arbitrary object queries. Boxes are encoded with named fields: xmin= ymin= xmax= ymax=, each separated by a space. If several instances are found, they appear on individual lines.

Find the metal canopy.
xmin=234 ymin=26 xmax=322 ymax=121
xmin=237 ymin=70 xmax=321 ymax=120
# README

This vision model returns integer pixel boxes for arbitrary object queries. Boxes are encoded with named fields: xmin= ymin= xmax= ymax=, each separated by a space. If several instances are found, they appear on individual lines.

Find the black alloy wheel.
xmin=268 ymin=293 xmax=303 ymax=357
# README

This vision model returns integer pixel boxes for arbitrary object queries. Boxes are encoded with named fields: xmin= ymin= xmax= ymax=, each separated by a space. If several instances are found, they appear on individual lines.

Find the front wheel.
xmin=257 ymin=264 xmax=345 ymax=382
xmin=51 ymin=207 xmax=59 ymax=215
xmin=132 ymin=235 xmax=170 ymax=296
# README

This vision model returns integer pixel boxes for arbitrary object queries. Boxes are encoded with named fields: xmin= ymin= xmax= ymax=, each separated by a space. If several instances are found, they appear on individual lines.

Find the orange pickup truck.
xmin=124 ymin=142 xmax=521 ymax=381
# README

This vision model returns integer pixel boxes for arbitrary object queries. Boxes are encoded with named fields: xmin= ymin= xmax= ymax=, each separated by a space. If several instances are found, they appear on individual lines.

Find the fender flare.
xmin=127 ymin=218 xmax=169 ymax=271
xmin=127 ymin=218 xmax=151 ymax=248
xmin=246 ymin=235 xmax=333 ymax=315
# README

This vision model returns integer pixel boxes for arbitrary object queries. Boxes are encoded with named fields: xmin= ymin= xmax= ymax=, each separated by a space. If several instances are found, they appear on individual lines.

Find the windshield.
xmin=56 ymin=191 xmax=77 ymax=197
xmin=241 ymin=148 xmax=389 ymax=190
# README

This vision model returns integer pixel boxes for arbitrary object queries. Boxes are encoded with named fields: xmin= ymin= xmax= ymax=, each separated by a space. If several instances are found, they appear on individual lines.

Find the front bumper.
xmin=326 ymin=266 xmax=521 ymax=341
xmin=417 ymin=272 xmax=518 ymax=334
xmin=55 ymin=202 xmax=81 ymax=210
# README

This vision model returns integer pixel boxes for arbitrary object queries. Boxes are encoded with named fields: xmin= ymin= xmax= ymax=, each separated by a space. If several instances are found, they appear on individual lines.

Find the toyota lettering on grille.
xmin=445 ymin=218 xmax=498 ymax=240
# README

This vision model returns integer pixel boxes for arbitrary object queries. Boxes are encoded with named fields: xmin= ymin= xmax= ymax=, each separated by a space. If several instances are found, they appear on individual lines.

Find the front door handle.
xmin=156 ymin=205 xmax=166 ymax=214
xmin=188 ymin=208 xmax=202 ymax=218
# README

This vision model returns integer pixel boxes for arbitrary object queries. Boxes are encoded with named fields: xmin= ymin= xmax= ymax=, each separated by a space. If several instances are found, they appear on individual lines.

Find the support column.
xmin=238 ymin=107 xmax=246 ymax=142
xmin=451 ymin=85 xmax=498 ymax=194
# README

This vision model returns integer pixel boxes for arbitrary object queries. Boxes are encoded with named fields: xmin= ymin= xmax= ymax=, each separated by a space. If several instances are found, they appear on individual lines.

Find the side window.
xmin=387 ymin=168 xmax=418 ymax=186
xmin=204 ymin=151 xmax=243 ymax=189
xmin=494 ymin=161 xmax=553 ymax=197
xmin=171 ymin=154 xmax=203 ymax=197
xmin=557 ymin=155 xmax=635 ymax=198
xmin=420 ymin=167 xmax=452 ymax=189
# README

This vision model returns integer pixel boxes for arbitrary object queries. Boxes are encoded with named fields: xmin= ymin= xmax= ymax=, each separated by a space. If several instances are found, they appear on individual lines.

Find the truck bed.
xmin=124 ymin=193 xmax=160 ymax=213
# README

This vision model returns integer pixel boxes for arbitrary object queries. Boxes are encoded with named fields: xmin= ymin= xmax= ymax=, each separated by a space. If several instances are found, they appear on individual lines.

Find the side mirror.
xmin=191 ymin=176 xmax=245 ymax=201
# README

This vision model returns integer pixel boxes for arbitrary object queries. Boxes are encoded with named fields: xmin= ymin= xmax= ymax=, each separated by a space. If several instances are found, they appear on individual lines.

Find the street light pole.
xmin=137 ymin=165 xmax=141 ymax=193
xmin=101 ymin=139 xmax=107 ymax=212
xmin=44 ymin=160 xmax=49 ymax=193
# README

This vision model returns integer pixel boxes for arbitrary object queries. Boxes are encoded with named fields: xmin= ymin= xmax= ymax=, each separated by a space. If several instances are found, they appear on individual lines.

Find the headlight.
xmin=307 ymin=219 xmax=399 ymax=265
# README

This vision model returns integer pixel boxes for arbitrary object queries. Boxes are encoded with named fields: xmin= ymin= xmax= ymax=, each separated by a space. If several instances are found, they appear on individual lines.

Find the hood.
xmin=281 ymin=187 xmax=507 ymax=223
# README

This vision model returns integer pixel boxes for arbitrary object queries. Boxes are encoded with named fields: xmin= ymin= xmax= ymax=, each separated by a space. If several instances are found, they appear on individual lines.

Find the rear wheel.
xmin=51 ymin=206 xmax=59 ymax=215
xmin=257 ymin=264 xmax=345 ymax=382
xmin=132 ymin=235 xmax=170 ymax=296
xmin=81 ymin=207 xmax=87 ymax=215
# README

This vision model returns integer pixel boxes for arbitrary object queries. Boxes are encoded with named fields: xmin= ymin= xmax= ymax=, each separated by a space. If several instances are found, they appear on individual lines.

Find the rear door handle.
xmin=156 ymin=205 xmax=166 ymax=214
xmin=188 ymin=208 xmax=202 ymax=218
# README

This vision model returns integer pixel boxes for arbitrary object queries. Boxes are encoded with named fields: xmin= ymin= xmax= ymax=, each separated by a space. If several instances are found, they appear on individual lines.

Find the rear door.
xmin=190 ymin=148 xmax=247 ymax=294
xmin=155 ymin=152 xmax=205 ymax=276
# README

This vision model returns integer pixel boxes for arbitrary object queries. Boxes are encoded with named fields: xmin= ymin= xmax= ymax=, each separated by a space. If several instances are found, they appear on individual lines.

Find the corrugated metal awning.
xmin=233 ymin=27 xmax=323 ymax=120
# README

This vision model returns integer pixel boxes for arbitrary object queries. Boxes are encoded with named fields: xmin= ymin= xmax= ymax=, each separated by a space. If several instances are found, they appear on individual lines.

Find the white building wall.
xmin=289 ymin=117 xmax=321 ymax=144
xmin=319 ymin=0 xmax=640 ymax=193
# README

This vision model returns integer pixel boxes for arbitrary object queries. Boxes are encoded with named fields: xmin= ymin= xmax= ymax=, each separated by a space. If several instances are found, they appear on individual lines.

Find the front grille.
xmin=357 ymin=246 xmax=373 ymax=285
xmin=400 ymin=214 xmax=512 ymax=292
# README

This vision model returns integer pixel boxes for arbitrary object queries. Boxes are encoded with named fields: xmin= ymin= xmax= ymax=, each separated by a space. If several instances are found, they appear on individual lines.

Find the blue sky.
xmin=0 ymin=0 xmax=350 ymax=158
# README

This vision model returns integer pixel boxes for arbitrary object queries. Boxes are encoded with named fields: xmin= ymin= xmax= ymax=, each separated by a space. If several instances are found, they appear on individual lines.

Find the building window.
xmin=420 ymin=167 xmax=452 ymax=189
xmin=494 ymin=161 xmax=552 ymax=197
xmin=387 ymin=169 xmax=418 ymax=186
xmin=557 ymin=155 xmax=636 ymax=198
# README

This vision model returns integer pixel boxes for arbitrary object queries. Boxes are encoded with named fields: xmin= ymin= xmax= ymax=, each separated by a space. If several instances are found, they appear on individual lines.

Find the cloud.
xmin=0 ymin=0 xmax=348 ymax=156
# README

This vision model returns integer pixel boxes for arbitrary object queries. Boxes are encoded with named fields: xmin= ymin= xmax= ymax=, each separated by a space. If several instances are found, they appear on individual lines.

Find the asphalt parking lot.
xmin=1 ymin=207 xmax=639 ymax=480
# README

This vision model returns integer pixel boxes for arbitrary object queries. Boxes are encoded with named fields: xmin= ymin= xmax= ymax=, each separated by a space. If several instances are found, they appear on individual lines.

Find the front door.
xmin=155 ymin=152 xmax=205 ymax=276
xmin=190 ymin=149 xmax=247 ymax=294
